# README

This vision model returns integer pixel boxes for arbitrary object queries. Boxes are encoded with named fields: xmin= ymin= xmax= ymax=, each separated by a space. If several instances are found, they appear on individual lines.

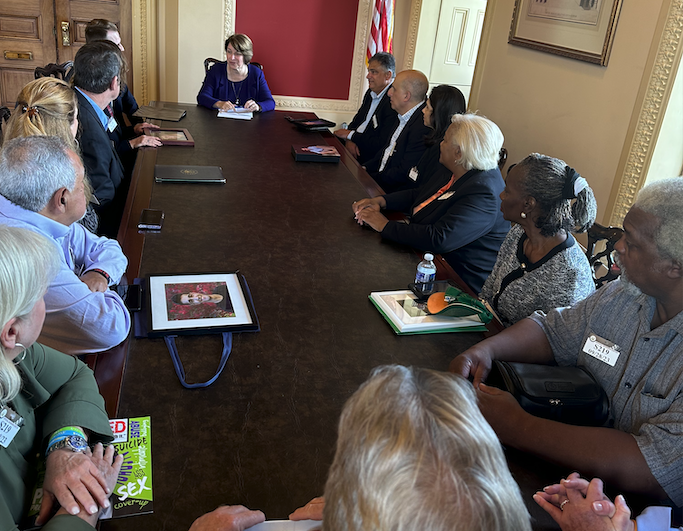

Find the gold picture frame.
xmin=509 ymin=0 xmax=624 ymax=66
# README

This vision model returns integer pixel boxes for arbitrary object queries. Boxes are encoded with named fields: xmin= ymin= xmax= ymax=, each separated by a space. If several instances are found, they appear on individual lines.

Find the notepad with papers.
xmin=218 ymin=108 xmax=254 ymax=120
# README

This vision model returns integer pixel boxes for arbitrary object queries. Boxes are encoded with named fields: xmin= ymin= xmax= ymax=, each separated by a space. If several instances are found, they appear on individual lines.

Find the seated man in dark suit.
xmin=364 ymin=70 xmax=431 ymax=193
xmin=85 ymin=19 xmax=161 ymax=176
xmin=73 ymin=41 xmax=128 ymax=238
xmin=334 ymin=52 xmax=398 ymax=165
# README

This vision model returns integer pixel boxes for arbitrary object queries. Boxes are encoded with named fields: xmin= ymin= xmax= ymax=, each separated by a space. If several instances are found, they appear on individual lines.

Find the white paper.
xmin=218 ymin=108 xmax=254 ymax=120
xmin=246 ymin=520 xmax=321 ymax=531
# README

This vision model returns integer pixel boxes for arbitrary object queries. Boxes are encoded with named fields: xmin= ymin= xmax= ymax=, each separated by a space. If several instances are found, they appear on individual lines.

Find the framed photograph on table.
xmin=146 ymin=272 xmax=259 ymax=337
xmin=508 ymin=0 xmax=624 ymax=66
xmin=148 ymin=128 xmax=195 ymax=146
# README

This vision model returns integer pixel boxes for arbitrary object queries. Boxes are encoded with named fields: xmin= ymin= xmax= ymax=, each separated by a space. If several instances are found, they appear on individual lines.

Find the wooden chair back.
xmin=34 ymin=61 xmax=74 ymax=82
xmin=204 ymin=57 xmax=225 ymax=74
xmin=498 ymin=147 xmax=508 ymax=171
xmin=585 ymin=222 xmax=623 ymax=288
xmin=204 ymin=58 xmax=263 ymax=74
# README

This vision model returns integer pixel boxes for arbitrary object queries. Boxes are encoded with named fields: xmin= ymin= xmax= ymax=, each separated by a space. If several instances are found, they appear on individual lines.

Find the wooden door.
xmin=0 ymin=0 xmax=131 ymax=108
xmin=0 ymin=0 xmax=57 ymax=107
xmin=431 ymin=0 xmax=488 ymax=103
xmin=54 ymin=0 xmax=132 ymax=78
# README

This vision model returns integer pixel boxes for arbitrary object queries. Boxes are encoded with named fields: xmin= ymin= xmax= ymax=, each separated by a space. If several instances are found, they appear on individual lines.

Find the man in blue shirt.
xmin=0 ymin=136 xmax=130 ymax=354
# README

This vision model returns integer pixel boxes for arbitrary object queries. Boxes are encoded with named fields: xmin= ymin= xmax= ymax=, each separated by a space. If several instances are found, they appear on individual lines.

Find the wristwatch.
xmin=46 ymin=435 xmax=88 ymax=457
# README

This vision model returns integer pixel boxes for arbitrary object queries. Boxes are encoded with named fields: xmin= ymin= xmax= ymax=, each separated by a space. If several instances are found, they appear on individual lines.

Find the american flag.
xmin=367 ymin=0 xmax=395 ymax=63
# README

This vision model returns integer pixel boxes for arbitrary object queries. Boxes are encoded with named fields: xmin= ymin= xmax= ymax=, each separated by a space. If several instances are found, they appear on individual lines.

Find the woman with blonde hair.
xmin=2 ymin=77 xmax=78 ymax=148
xmin=0 ymin=225 xmax=121 ymax=530
xmin=353 ymin=113 xmax=510 ymax=292
xmin=2 ymin=77 xmax=99 ymax=232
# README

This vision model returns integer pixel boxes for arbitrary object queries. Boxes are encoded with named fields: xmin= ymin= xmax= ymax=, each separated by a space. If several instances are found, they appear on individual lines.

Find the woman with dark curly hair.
xmin=480 ymin=153 xmax=597 ymax=326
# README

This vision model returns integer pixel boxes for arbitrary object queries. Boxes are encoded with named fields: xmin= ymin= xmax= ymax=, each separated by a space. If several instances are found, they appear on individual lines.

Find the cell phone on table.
xmin=138 ymin=209 xmax=164 ymax=230
xmin=116 ymin=284 xmax=142 ymax=312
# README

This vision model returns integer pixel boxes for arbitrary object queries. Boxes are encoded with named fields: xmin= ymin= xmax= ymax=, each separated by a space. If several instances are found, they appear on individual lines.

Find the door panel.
xmin=429 ymin=0 xmax=487 ymax=92
xmin=0 ymin=1 xmax=56 ymax=107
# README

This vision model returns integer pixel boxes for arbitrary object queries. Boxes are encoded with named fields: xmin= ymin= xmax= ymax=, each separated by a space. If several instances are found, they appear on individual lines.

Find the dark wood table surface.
xmin=99 ymin=104 xmax=564 ymax=531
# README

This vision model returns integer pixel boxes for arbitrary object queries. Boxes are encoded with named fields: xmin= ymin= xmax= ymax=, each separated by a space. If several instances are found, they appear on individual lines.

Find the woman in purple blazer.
xmin=197 ymin=33 xmax=275 ymax=113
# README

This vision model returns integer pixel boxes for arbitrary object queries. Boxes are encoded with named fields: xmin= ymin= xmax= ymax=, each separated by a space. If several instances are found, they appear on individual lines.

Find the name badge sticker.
xmin=372 ymin=115 xmax=378 ymax=129
xmin=438 ymin=191 xmax=456 ymax=201
xmin=408 ymin=167 xmax=419 ymax=181
xmin=0 ymin=418 xmax=19 ymax=448
xmin=0 ymin=406 xmax=23 ymax=448
xmin=583 ymin=334 xmax=621 ymax=367
xmin=107 ymin=117 xmax=118 ymax=133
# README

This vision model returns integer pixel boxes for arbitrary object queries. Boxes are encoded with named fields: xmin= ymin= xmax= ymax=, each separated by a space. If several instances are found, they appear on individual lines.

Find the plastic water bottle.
xmin=415 ymin=253 xmax=437 ymax=292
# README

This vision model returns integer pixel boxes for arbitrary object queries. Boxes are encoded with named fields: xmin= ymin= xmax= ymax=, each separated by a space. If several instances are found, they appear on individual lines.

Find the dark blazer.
xmin=113 ymin=85 xmax=143 ymax=127
xmin=364 ymin=102 xmax=431 ymax=193
xmin=348 ymin=88 xmax=398 ymax=165
xmin=381 ymin=167 xmax=511 ymax=293
xmin=108 ymin=86 xmax=143 ymax=176
xmin=413 ymin=142 xmax=451 ymax=188
xmin=75 ymin=90 xmax=126 ymax=237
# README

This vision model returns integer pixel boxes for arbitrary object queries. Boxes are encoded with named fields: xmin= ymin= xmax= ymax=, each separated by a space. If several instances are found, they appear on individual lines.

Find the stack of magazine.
xmin=369 ymin=290 xmax=488 ymax=335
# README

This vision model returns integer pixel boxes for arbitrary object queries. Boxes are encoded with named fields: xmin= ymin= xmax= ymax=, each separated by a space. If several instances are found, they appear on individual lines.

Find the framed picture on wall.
xmin=508 ymin=0 xmax=624 ymax=66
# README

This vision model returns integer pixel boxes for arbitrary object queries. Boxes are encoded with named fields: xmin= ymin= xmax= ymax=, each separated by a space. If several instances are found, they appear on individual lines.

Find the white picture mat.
xmin=528 ymin=0 xmax=602 ymax=26
xmin=512 ymin=0 xmax=617 ymax=56
xmin=371 ymin=290 xmax=482 ymax=333
xmin=149 ymin=273 xmax=253 ymax=331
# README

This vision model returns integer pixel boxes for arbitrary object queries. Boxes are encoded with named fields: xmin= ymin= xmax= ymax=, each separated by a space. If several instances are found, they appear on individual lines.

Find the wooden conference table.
xmin=99 ymin=103 xmax=568 ymax=531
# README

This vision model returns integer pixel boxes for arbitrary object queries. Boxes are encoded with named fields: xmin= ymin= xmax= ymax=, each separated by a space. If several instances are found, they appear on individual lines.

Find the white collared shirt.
xmin=349 ymin=84 xmax=391 ymax=138
xmin=379 ymin=101 xmax=423 ymax=172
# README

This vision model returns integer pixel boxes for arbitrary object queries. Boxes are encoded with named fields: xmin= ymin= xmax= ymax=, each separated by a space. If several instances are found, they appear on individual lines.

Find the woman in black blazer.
xmin=353 ymin=113 xmax=510 ymax=292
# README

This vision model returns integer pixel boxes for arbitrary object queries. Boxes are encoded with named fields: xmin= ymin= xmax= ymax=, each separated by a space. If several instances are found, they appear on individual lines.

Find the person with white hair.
xmin=189 ymin=366 xmax=532 ymax=531
xmin=450 ymin=177 xmax=683 ymax=506
xmin=0 ymin=225 xmax=121 ymax=531
xmin=0 ymin=136 xmax=130 ymax=354
xmin=354 ymin=113 xmax=510 ymax=292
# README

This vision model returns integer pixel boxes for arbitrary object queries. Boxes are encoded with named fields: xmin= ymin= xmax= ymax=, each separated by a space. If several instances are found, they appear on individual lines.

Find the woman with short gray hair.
xmin=353 ymin=113 xmax=510 ymax=292
xmin=480 ymin=153 xmax=597 ymax=326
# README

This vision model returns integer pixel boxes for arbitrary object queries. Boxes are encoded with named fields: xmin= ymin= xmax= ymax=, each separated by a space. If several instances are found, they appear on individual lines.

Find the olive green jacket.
xmin=0 ymin=343 xmax=112 ymax=531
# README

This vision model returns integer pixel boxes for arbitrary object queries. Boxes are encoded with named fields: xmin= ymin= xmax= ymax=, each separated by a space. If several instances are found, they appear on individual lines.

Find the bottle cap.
xmin=424 ymin=253 xmax=434 ymax=261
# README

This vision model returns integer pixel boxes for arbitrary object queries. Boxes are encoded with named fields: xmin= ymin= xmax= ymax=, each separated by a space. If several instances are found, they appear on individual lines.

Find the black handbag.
xmin=487 ymin=361 xmax=609 ymax=426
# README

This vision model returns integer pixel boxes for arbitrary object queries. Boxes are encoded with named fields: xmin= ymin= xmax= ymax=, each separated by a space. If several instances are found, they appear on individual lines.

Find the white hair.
xmin=448 ymin=113 xmax=504 ymax=171
xmin=322 ymin=365 xmax=531 ymax=531
xmin=0 ymin=136 xmax=76 ymax=212
xmin=633 ymin=177 xmax=683 ymax=263
xmin=0 ymin=226 xmax=60 ymax=403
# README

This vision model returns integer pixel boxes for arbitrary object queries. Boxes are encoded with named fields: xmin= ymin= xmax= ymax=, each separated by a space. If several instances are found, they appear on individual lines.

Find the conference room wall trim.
xmin=606 ymin=0 xmax=683 ymax=226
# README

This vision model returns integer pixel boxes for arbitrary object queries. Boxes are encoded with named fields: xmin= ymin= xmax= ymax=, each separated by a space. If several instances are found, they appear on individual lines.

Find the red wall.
xmin=236 ymin=1 xmax=359 ymax=100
